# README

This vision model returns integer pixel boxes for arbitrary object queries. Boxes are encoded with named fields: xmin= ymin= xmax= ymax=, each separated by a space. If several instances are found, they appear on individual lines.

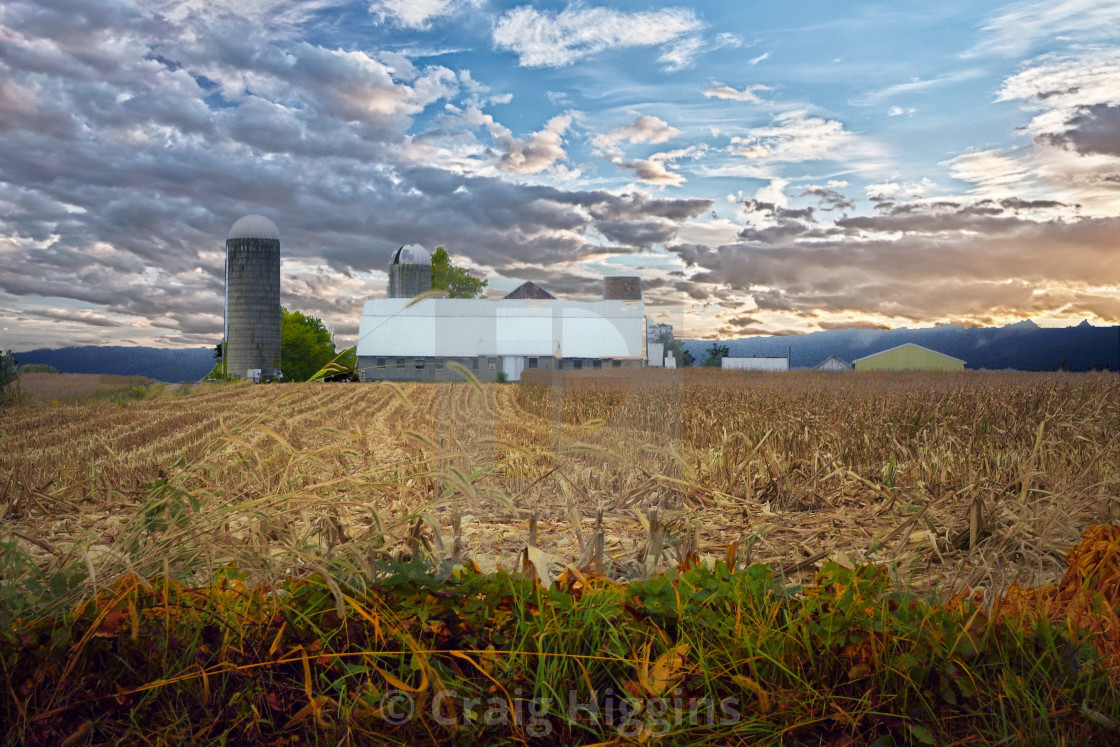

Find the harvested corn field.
xmin=2 ymin=371 xmax=1118 ymax=607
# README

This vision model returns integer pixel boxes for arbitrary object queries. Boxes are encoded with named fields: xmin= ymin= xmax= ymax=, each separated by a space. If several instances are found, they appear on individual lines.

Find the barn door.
xmin=502 ymin=356 xmax=526 ymax=381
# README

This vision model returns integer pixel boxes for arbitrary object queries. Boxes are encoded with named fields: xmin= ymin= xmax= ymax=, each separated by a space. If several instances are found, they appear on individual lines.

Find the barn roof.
xmin=503 ymin=281 xmax=555 ymax=300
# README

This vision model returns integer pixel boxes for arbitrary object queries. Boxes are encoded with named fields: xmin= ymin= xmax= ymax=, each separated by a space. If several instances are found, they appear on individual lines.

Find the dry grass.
xmin=2 ymin=371 xmax=1118 ymax=612
xmin=14 ymin=372 xmax=156 ymax=400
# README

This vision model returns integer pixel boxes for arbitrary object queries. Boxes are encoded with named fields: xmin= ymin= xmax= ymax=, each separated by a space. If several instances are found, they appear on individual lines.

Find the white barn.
xmin=356 ymin=297 xmax=646 ymax=382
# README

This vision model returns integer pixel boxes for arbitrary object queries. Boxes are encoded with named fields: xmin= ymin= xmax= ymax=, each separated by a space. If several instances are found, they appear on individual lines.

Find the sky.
xmin=2 ymin=0 xmax=1119 ymax=352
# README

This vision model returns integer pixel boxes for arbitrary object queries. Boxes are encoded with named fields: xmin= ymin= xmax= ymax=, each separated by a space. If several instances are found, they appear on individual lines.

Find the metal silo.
xmin=225 ymin=215 xmax=281 ymax=380
xmin=388 ymin=244 xmax=432 ymax=298
xmin=603 ymin=276 xmax=642 ymax=301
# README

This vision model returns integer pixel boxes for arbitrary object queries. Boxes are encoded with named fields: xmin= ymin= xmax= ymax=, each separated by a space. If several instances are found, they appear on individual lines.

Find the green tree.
xmin=206 ymin=340 xmax=228 ymax=380
xmin=19 ymin=364 xmax=58 ymax=374
xmin=701 ymin=342 xmax=730 ymax=368
xmin=655 ymin=329 xmax=694 ymax=368
xmin=281 ymin=308 xmax=341 ymax=382
xmin=0 ymin=350 xmax=19 ymax=403
xmin=430 ymin=246 xmax=488 ymax=299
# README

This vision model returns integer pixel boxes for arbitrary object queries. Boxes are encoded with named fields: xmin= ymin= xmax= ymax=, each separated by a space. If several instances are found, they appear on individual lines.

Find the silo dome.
xmin=228 ymin=214 xmax=281 ymax=241
xmin=388 ymin=243 xmax=432 ymax=298
xmin=392 ymin=243 xmax=432 ymax=266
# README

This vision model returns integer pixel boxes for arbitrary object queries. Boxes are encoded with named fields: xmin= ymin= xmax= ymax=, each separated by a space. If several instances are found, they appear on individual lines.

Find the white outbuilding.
xmin=813 ymin=355 xmax=852 ymax=371
xmin=721 ymin=356 xmax=790 ymax=371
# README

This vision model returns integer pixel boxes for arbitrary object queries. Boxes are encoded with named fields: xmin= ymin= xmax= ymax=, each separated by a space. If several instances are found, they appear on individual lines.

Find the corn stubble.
xmin=2 ymin=370 xmax=1118 ymax=603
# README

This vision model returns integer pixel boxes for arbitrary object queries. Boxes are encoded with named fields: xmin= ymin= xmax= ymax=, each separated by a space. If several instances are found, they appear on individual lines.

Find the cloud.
xmin=726 ymin=111 xmax=883 ymax=172
xmin=817 ymin=320 xmax=889 ymax=331
xmin=865 ymin=178 xmax=934 ymax=200
xmin=487 ymin=112 xmax=576 ymax=174
xmin=667 ymin=198 xmax=1120 ymax=324
xmin=592 ymin=114 xmax=682 ymax=163
xmin=947 ymin=49 xmax=1120 ymax=213
xmin=369 ymin=0 xmax=457 ymax=29
xmin=595 ymin=115 xmax=681 ymax=150
xmin=590 ymin=115 xmax=694 ymax=185
xmin=749 ymin=52 xmax=769 ymax=65
xmin=851 ymin=70 xmax=984 ymax=107
xmin=887 ymin=106 xmax=915 ymax=117
xmin=702 ymin=83 xmax=772 ymax=104
xmin=34 ymin=308 xmax=126 ymax=328
xmin=801 ymin=185 xmax=856 ymax=212
xmin=158 ymin=0 xmax=349 ymax=29
xmin=624 ymin=158 xmax=686 ymax=187
xmin=975 ymin=0 xmax=1120 ymax=57
xmin=1044 ymin=104 xmax=1120 ymax=156
xmin=492 ymin=5 xmax=703 ymax=68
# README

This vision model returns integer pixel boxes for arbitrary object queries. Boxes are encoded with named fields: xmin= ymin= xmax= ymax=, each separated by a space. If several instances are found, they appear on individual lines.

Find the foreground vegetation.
xmin=2 ymin=371 xmax=1118 ymax=742
xmin=3 ymin=525 xmax=1119 ymax=745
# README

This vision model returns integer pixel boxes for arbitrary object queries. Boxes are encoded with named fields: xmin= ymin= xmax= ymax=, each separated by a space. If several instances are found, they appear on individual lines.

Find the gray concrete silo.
xmin=225 ymin=215 xmax=281 ymax=379
xmin=603 ymin=276 xmax=642 ymax=301
xmin=388 ymin=244 xmax=432 ymax=298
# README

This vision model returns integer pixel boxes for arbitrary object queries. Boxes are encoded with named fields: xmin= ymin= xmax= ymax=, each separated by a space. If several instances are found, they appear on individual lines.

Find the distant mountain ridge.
xmin=9 ymin=321 xmax=1119 ymax=380
xmin=12 ymin=346 xmax=214 ymax=383
xmin=683 ymin=321 xmax=1119 ymax=371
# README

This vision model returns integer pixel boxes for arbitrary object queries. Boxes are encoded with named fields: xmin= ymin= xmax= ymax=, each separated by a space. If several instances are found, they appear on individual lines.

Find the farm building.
xmin=722 ymin=356 xmax=789 ymax=371
xmin=852 ymin=343 xmax=965 ymax=371
xmin=814 ymin=355 xmax=852 ymax=371
xmin=356 ymin=247 xmax=646 ymax=382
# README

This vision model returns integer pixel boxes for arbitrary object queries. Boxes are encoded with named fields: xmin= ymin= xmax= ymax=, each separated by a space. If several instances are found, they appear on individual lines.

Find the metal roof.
xmin=357 ymin=298 xmax=645 ymax=358
xmin=227 ymin=214 xmax=280 ymax=241
xmin=851 ymin=342 xmax=966 ymax=364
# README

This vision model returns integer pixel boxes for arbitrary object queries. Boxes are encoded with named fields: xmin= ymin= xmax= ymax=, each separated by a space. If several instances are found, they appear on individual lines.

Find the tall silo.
xmin=225 ymin=215 xmax=281 ymax=380
xmin=603 ymin=276 xmax=642 ymax=301
xmin=388 ymin=243 xmax=432 ymax=298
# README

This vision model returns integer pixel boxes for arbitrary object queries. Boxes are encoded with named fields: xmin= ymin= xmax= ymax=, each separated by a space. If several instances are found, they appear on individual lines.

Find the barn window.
xmin=377 ymin=358 xmax=386 ymax=368
xmin=528 ymin=358 xmax=538 ymax=369
xmin=415 ymin=358 xmax=425 ymax=369
xmin=396 ymin=358 xmax=405 ymax=369
xmin=573 ymin=359 xmax=583 ymax=369
xmin=488 ymin=358 xmax=497 ymax=371
xmin=472 ymin=358 xmax=479 ymax=370
xmin=612 ymin=360 xmax=622 ymax=368
xmin=592 ymin=360 xmax=602 ymax=369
